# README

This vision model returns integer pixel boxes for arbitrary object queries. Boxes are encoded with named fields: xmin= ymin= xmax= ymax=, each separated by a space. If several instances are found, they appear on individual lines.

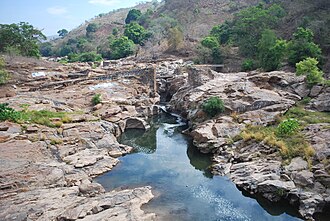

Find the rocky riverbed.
xmin=0 ymin=57 xmax=165 ymax=220
xmin=0 ymin=56 xmax=329 ymax=220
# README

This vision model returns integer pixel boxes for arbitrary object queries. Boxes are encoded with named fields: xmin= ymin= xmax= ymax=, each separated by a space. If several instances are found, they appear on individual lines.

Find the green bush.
xmin=92 ymin=94 xmax=102 ymax=105
xmin=0 ymin=103 xmax=21 ymax=122
xmin=296 ymin=57 xmax=324 ymax=86
xmin=276 ymin=118 xmax=299 ymax=137
xmin=202 ymin=97 xmax=225 ymax=117
xmin=241 ymin=59 xmax=255 ymax=71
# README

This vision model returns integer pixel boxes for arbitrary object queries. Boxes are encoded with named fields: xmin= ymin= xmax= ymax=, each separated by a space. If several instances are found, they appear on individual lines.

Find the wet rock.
xmin=257 ymin=179 xmax=296 ymax=201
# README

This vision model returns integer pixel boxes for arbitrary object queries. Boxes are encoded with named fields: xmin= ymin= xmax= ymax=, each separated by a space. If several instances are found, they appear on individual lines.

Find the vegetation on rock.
xmin=0 ymin=103 xmax=71 ymax=128
xmin=202 ymin=97 xmax=225 ymax=117
xmin=92 ymin=94 xmax=102 ymax=105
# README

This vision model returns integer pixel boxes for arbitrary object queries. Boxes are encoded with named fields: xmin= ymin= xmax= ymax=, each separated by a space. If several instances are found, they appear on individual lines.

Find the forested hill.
xmin=44 ymin=0 xmax=329 ymax=73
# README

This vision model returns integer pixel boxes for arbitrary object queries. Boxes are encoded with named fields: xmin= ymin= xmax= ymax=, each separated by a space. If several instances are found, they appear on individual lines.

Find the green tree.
xmin=233 ymin=4 xmax=285 ymax=57
xmin=288 ymin=28 xmax=322 ymax=66
xmin=110 ymin=36 xmax=135 ymax=59
xmin=39 ymin=42 xmax=53 ymax=57
xmin=210 ymin=21 xmax=233 ymax=45
xmin=125 ymin=9 xmax=142 ymax=24
xmin=59 ymin=45 xmax=73 ymax=57
xmin=0 ymin=22 xmax=46 ymax=58
xmin=124 ymin=22 xmax=149 ymax=45
xmin=199 ymin=36 xmax=222 ymax=64
xmin=57 ymin=29 xmax=68 ymax=37
xmin=296 ymin=57 xmax=324 ymax=86
xmin=257 ymin=29 xmax=287 ymax=71
xmin=201 ymin=36 xmax=219 ymax=49
xmin=86 ymin=23 xmax=98 ymax=33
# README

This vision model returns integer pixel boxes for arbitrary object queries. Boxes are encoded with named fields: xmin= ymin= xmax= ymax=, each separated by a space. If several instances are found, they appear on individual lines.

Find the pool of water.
xmin=96 ymin=112 xmax=302 ymax=221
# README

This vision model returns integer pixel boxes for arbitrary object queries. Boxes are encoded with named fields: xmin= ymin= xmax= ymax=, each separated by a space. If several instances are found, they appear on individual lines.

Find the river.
xmin=96 ymin=112 xmax=302 ymax=221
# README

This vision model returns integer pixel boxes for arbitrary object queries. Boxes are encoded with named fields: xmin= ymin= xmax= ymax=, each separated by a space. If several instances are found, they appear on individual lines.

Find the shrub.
xmin=296 ymin=57 xmax=324 ymax=86
xmin=276 ymin=119 xmax=299 ymax=137
xmin=241 ymin=59 xmax=255 ymax=71
xmin=92 ymin=94 xmax=102 ymax=105
xmin=202 ymin=97 xmax=225 ymax=117
xmin=0 ymin=103 xmax=21 ymax=122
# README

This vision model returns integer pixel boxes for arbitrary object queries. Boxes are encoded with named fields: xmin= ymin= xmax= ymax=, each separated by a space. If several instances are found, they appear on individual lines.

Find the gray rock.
xmin=78 ymin=182 xmax=105 ymax=197
xmin=291 ymin=170 xmax=314 ymax=187
xmin=125 ymin=117 xmax=149 ymax=130
xmin=309 ymin=85 xmax=323 ymax=97
xmin=257 ymin=180 xmax=296 ymax=201
xmin=285 ymin=157 xmax=308 ymax=172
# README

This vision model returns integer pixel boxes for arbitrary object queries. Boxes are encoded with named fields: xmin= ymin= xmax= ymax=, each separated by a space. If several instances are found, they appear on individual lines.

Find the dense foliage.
xmin=124 ymin=22 xmax=150 ymax=45
xmin=232 ymin=3 xmax=285 ymax=57
xmin=109 ymin=36 xmax=135 ymax=59
xmin=0 ymin=22 xmax=46 ymax=58
xmin=202 ymin=97 xmax=225 ymax=117
xmin=296 ymin=57 xmax=324 ymax=86
xmin=125 ymin=9 xmax=142 ymax=24
xmin=276 ymin=119 xmax=300 ymax=137
xmin=257 ymin=29 xmax=287 ymax=71
xmin=288 ymin=27 xmax=322 ymax=66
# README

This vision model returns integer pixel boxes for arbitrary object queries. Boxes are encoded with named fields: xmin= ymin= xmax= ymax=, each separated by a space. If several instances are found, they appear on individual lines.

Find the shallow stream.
xmin=96 ymin=112 xmax=302 ymax=221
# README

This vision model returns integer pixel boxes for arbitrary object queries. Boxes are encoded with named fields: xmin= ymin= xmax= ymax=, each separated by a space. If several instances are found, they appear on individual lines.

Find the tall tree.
xmin=125 ymin=9 xmax=142 ymax=24
xmin=57 ymin=29 xmax=68 ymax=37
xmin=0 ymin=22 xmax=46 ymax=58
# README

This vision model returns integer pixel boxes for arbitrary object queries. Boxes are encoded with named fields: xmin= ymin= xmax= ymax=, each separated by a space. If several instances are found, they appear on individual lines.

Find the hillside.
xmin=51 ymin=0 xmax=330 ymax=72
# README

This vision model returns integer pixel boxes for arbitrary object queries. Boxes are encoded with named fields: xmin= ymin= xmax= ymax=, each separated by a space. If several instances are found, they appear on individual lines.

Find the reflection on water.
xmin=96 ymin=113 xmax=302 ymax=221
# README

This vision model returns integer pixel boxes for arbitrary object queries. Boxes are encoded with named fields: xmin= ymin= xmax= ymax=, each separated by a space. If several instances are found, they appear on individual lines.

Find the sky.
xmin=0 ymin=0 xmax=145 ymax=36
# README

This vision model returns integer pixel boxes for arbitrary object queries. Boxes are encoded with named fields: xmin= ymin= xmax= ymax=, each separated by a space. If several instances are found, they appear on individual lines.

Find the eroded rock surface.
xmin=168 ymin=66 xmax=330 ymax=220
xmin=0 ymin=59 xmax=161 ymax=221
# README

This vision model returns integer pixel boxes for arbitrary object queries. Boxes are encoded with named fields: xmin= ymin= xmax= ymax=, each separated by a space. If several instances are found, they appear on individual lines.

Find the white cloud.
xmin=88 ymin=0 xmax=119 ymax=6
xmin=47 ymin=6 xmax=68 ymax=15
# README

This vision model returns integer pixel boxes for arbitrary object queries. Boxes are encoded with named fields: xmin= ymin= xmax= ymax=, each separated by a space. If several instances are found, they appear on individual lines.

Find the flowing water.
xmin=96 ymin=112 xmax=302 ymax=221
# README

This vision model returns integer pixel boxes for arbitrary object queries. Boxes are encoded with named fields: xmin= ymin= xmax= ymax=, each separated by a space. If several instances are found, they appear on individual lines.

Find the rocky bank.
xmin=0 ymin=56 xmax=167 ymax=221
xmin=168 ymin=66 xmax=330 ymax=220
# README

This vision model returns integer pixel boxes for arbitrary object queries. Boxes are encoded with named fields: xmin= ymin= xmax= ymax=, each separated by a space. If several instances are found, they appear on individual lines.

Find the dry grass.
xmin=241 ymin=125 xmax=314 ymax=162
